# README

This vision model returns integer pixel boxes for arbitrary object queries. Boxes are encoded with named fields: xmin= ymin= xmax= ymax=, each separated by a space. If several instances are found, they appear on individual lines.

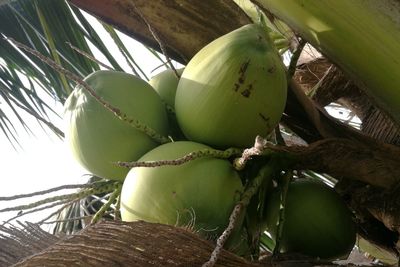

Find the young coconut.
xmin=264 ymin=179 xmax=356 ymax=259
xmin=149 ymin=68 xmax=184 ymax=110
xmin=149 ymin=68 xmax=186 ymax=140
xmin=64 ymin=70 xmax=169 ymax=181
xmin=121 ymin=141 xmax=244 ymax=239
xmin=175 ymin=24 xmax=287 ymax=148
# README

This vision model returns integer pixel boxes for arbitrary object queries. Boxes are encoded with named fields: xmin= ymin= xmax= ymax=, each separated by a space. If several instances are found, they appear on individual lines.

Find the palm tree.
xmin=1 ymin=0 xmax=400 ymax=266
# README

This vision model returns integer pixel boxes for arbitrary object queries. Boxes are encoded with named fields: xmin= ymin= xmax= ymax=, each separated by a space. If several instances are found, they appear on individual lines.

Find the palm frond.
xmin=0 ymin=0 xmax=154 ymax=145
xmin=0 ymin=0 xmax=90 ymax=143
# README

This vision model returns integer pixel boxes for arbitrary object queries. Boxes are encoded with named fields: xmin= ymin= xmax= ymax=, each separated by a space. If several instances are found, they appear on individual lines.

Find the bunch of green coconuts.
xmin=64 ymin=24 xmax=356 ymax=259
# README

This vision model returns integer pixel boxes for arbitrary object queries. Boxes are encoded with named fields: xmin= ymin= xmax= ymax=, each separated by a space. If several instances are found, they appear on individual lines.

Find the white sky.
xmin=0 ymin=12 xmax=178 ymax=225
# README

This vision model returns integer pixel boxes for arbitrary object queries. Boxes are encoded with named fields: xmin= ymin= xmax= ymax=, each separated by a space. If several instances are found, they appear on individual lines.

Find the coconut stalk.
xmin=253 ymin=0 xmax=400 ymax=125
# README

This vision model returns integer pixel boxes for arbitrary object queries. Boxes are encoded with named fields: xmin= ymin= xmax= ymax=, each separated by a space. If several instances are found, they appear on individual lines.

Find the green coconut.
xmin=175 ymin=24 xmax=287 ymax=148
xmin=121 ymin=141 xmax=244 ymax=238
xmin=264 ymin=179 xmax=356 ymax=259
xmin=64 ymin=70 xmax=169 ymax=180
xmin=149 ymin=68 xmax=184 ymax=109
xmin=149 ymin=68 xmax=186 ymax=140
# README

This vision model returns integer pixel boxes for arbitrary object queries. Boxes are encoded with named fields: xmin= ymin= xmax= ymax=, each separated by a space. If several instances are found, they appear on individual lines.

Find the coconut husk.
xmin=0 ymin=220 xmax=380 ymax=267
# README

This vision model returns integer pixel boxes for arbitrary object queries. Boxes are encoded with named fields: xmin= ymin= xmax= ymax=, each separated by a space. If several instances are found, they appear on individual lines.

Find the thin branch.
xmin=2 ymin=199 xmax=73 ymax=226
xmin=0 ymin=192 xmax=85 ymax=213
xmin=37 ymin=182 xmax=120 ymax=225
xmin=287 ymin=38 xmax=306 ymax=78
xmin=66 ymin=42 xmax=113 ymax=70
xmin=118 ymin=147 xmax=242 ymax=168
xmin=84 ymin=193 xmax=111 ymax=212
xmin=91 ymin=184 xmax=121 ymax=224
xmin=233 ymin=136 xmax=273 ymax=170
xmin=36 ymin=199 xmax=81 ymax=225
xmin=40 ymin=211 xmax=113 ymax=225
xmin=202 ymin=204 xmax=244 ymax=267
xmin=203 ymin=164 xmax=276 ymax=267
xmin=130 ymin=2 xmax=180 ymax=78
xmin=274 ymin=125 xmax=285 ymax=145
xmin=0 ymin=183 xmax=94 ymax=201
xmin=273 ymin=171 xmax=292 ymax=255
xmin=114 ymin=194 xmax=121 ymax=220
xmin=0 ymin=182 xmax=119 ymax=213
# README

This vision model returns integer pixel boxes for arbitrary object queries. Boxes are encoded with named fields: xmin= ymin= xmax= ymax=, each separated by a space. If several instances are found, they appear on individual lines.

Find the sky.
xmin=0 ymin=12 xmax=174 ymax=225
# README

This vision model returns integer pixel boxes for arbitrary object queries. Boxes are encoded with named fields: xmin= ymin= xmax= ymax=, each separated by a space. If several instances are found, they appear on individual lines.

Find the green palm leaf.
xmin=0 ymin=0 xmax=154 ymax=145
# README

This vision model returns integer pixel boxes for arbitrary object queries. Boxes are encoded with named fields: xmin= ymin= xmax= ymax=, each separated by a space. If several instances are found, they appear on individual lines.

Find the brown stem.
xmin=264 ymin=138 xmax=400 ymax=189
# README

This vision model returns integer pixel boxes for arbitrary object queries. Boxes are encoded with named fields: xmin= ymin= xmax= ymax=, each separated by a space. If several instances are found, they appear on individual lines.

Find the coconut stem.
xmin=274 ymin=125 xmax=285 ymax=145
xmin=0 ymin=180 xmax=120 ymax=225
xmin=287 ymin=38 xmax=306 ymax=78
xmin=6 ymin=37 xmax=170 ymax=144
xmin=117 ymin=147 xmax=243 ymax=169
xmin=0 ymin=183 xmax=98 ymax=201
xmin=203 ymin=163 xmax=276 ymax=267
xmin=131 ymin=2 xmax=180 ymax=78
xmin=91 ymin=184 xmax=121 ymax=224
xmin=114 ymin=194 xmax=121 ymax=220
xmin=234 ymin=136 xmax=274 ymax=170
xmin=3 ymin=199 xmax=76 ymax=226
xmin=273 ymin=170 xmax=293 ymax=255
xmin=66 ymin=42 xmax=113 ymax=70
xmin=36 ymin=191 xmax=116 ymax=226
xmin=39 ymin=211 xmax=114 ymax=226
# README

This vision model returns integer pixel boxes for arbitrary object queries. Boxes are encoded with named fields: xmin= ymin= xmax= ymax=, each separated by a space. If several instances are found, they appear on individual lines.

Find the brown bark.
xmin=2 ymin=220 xmax=378 ymax=267
xmin=14 ymin=220 xmax=261 ymax=267
xmin=362 ymin=107 xmax=400 ymax=146
xmin=335 ymin=180 xmax=400 ymax=256
xmin=265 ymin=138 xmax=400 ymax=189
xmin=67 ymin=0 xmax=251 ymax=64
xmin=284 ymin=80 xmax=378 ymax=143
xmin=0 ymin=222 xmax=59 ymax=267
